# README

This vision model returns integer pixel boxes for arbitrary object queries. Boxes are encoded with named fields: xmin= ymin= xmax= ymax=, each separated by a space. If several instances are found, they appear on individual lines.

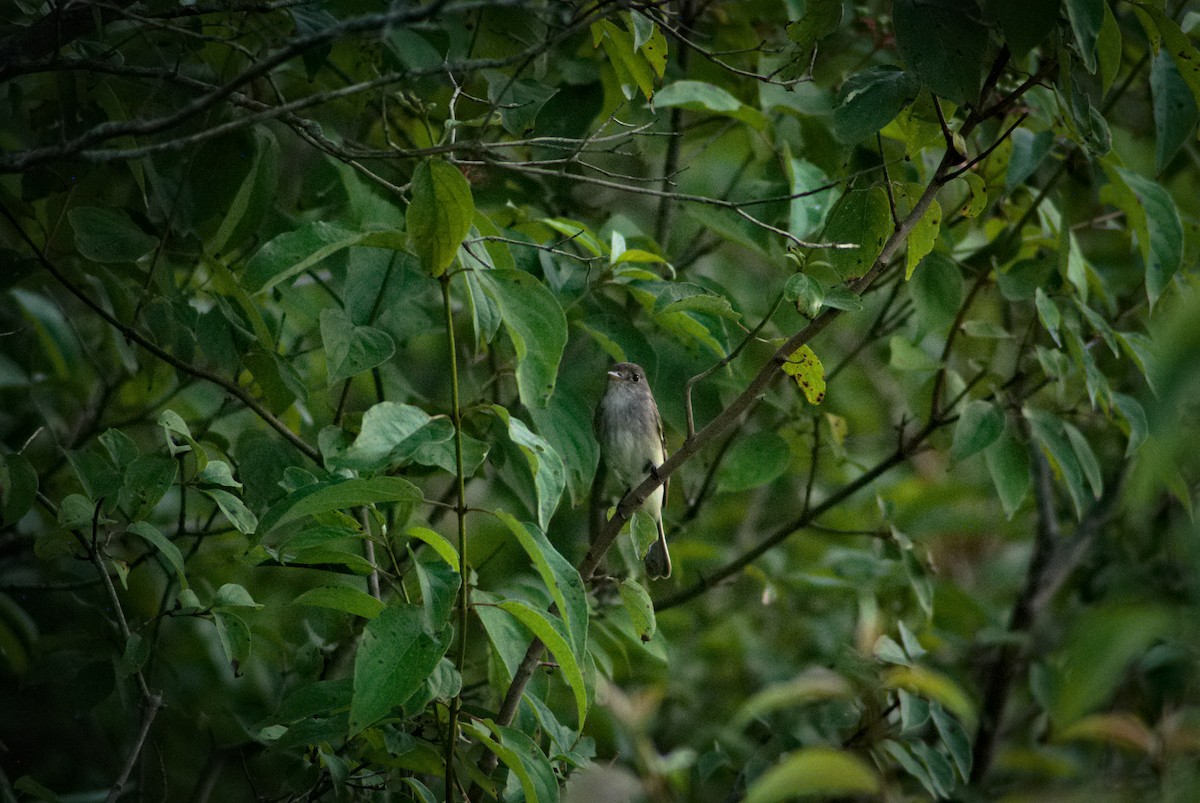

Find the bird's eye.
xmin=632 ymin=374 xmax=640 ymax=382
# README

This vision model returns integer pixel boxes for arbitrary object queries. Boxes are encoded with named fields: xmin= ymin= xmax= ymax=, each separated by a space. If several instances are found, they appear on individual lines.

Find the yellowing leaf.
xmin=906 ymin=198 xmax=941 ymax=279
xmin=782 ymin=345 xmax=826 ymax=404
xmin=883 ymin=665 xmax=976 ymax=725
xmin=746 ymin=747 xmax=880 ymax=802
xmin=959 ymin=172 xmax=987 ymax=218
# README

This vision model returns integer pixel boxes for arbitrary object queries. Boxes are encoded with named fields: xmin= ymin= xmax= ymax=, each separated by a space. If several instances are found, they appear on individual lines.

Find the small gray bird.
xmin=594 ymin=362 xmax=671 ymax=578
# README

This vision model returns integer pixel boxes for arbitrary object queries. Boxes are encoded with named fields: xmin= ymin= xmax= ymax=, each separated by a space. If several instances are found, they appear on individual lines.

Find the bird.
xmin=594 ymin=362 xmax=671 ymax=578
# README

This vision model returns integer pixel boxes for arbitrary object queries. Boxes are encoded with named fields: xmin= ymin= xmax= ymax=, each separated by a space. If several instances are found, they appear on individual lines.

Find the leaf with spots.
xmin=821 ymin=187 xmax=891 ymax=280
xmin=782 ymin=345 xmax=826 ymax=405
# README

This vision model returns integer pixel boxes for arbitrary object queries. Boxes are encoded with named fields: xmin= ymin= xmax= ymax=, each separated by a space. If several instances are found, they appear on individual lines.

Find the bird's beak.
xmin=607 ymin=370 xmax=621 ymax=381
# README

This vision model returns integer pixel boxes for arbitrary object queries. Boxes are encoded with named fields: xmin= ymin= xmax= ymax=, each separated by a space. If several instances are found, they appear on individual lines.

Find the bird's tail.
xmin=644 ymin=518 xmax=671 ymax=579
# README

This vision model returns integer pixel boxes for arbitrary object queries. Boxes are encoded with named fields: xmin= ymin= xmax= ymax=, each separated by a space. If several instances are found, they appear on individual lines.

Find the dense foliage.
xmin=2 ymin=0 xmax=1200 ymax=800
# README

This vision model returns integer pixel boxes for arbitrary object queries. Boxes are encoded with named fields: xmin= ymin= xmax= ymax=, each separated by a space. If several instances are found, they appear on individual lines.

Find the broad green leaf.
xmin=209 ymin=126 xmax=280 ymax=255
xmin=930 ymin=702 xmax=973 ymax=781
xmin=746 ymin=747 xmax=880 ymax=802
xmin=292 ymin=586 xmax=385 ymax=619
xmin=785 ymin=0 xmax=843 ymax=62
xmin=328 ymin=402 xmax=488 ymax=476
xmin=539 ymin=217 xmax=605 ymax=257
xmin=653 ymin=283 xmax=741 ymax=321
xmin=1062 ymin=422 xmax=1102 ymax=499
xmin=0 ymin=452 xmax=37 ymax=526
xmin=477 ymin=270 xmax=568 ymax=409
xmin=197 ymin=460 xmax=240 ymax=489
xmin=1111 ymin=393 xmax=1148 ymax=457
xmin=833 ymin=66 xmax=921 ymax=144
xmin=1139 ymin=8 xmax=1200 ymax=112
xmin=1025 ymin=407 xmax=1088 ymax=518
xmin=884 ymin=665 xmax=976 ymax=725
xmin=57 ymin=493 xmax=96 ymax=530
xmin=894 ymin=0 xmax=988 ymax=104
xmin=1066 ymin=0 xmax=1104 ymax=73
xmin=126 ymin=522 xmax=186 ymax=583
xmin=402 ymin=526 xmax=459 ymax=569
xmin=494 ymin=511 xmax=587 ymax=655
xmin=497 ymin=599 xmax=590 ymax=729
xmin=69 ymin=206 xmax=158 ymax=263
xmin=407 ymin=159 xmax=475 ymax=277
xmin=911 ymin=252 xmax=963 ymax=333
xmin=782 ymin=345 xmax=826 ymax=404
xmin=244 ymin=222 xmax=372 ymax=293
xmin=906 ymin=199 xmax=941 ymax=279
xmin=1006 ymin=128 xmax=1054 ymax=191
xmin=213 ymin=583 xmax=262 ymax=609
xmin=413 ymin=556 xmax=460 ymax=631
xmin=654 ymin=80 xmax=768 ymax=130
xmin=464 ymin=720 xmax=558 ymax=803
xmin=991 ymin=0 xmax=1060 ymax=58
xmin=735 ymin=668 xmax=854 ymax=727
xmin=822 ymin=187 xmax=891 ymax=279
xmin=951 ymin=400 xmax=1004 ymax=460
xmin=1056 ymin=713 xmax=1156 ymax=753
xmin=259 ymin=477 xmax=424 ymax=535
xmin=1108 ymin=166 xmax=1184 ymax=309
xmin=985 ymin=429 xmax=1030 ymax=519
xmin=118 ymin=632 xmax=149 ymax=679
xmin=1035 ymin=288 xmax=1062 ymax=346
xmin=785 ymin=272 xmax=825 ymax=318
xmin=1048 ymin=604 xmax=1171 ymax=726
xmin=120 ymin=455 xmax=177 ymax=521
xmin=785 ymin=156 xmax=833 ymax=239
xmin=1096 ymin=2 xmax=1122 ymax=94
xmin=617 ymin=578 xmax=656 ymax=642
xmin=213 ymin=611 xmax=251 ymax=675
xmin=958 ymin=172 xmax=987 ymax=219
xmin=203 ymin=488 xmax=259 ymax=535
xmin=718 ymin=431 xmax=792 ymax=492
xmin=98 ymin=429 xmax=138 ymax=470
xmin=320 ymin=307 xmax=396 ymax=385
xmin=491 ymin=407 xmax=565 ymax=529
xmin=526 ymin=379 xmax=599 ymax=505
xmin=593 ymin=19 xmax=656 ymax=100
xmin=1151 ymin=51 xmax=1200 ymax=173
xmin=483 ymin=70 xmax=558 ymax=136
xmin=350 ymin=604 xmax=452 ymax=733
xmin=889 ymin=336 xmax=939 ymax=372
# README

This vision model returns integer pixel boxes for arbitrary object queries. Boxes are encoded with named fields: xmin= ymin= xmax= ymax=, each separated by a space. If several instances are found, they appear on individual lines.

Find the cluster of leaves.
xmin=2 ymin=0 xmax=1200 ymax=801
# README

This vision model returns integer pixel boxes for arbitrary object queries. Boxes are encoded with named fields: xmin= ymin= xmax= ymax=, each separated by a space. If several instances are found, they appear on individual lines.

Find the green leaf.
xmin=292 ymin=586 xmax=385 ymax=619
xmin=951 ymin=400 xmax=1004 ymax=460
xmin=477 ymin=270 xmax=568 ymax=409
xmin=653 ymin=80 xmax=768 ymax=130
xmin=985 ymin=429 xmax=1030 ymax=519
xmin=126 ymin=522 xmax=187 ymax=582
xmin=1062 ymin=422 xmax=1103 ymax=499
xmin=259 ymin=477 xmax=424 ymax=535
xmin=1096 ymin=2 xmax=1122 ymax=95
xmin=1152 ymin=51 xmax=1200 ymax=173
xmin=1139 ymin=8 xmax=1200 ymax=113
xmin=350 ymin=604 xmax=452 ymax=733
xmin=894 ymin=0 xmax=988 ymax=104
xmin=906 ymin=199 xmax=941 ymax=279
xmin=883 ymin=665 xmax=976 ymax=726
xmin=785 ymin=0 xmax=843 ymax=62
xmin=1049 ymin=604 xmax=1172 ymax=726
xmin=526 ymin=379 xmax=599 ymax=506
xmin=1066 ymin=0 xmax=1104 ymax=73
xmin=320 ymin=307 xmax=396 ymax=385
xmin=990 ymin=0 xmax=1060 ymax=58
xmin=197 ymin=460 xmax=240 ymax=489
xmin=1110 ymin=166 xmax=1184 ymax=309
xmin=407 ymin=160 xmax=475 ymax=277
xmin=718 ymin=431 xmax=792 ymax=492
xmin=1006 ymin=128 xmax=1054 ymax=191
xmin=464 ymin=720 xmax=558 ymax=803
xmin=494 ymin=511 xmax=587 ymax=656
xmin=243 ymin=221 xmax=373 ymax=293
xmin=413 ymin=556 xmax=460 ymax=631
xmin=1111 ymin=392 xmax=1148 ymax=457
xmin=746 ymin=747 xmax=880 ymax=802
xmin=120 ymin=455 xmax=178 ymax=521
xmin=209 ymin=126 xmax=280 ymax=255
xmin=1025 ymin=407 xmax=1088 ymax=518
xmin=203 ymin=488 xmax=259 ymax=535
xmin=911 ymin=252 xmax=963 ymax=333
xmin=213 ymin=610 xmax=251 ymax=675
xmin=1035 ymin=288 xmax=1062 ymax=346
xmin=785 ymin=272 xmax=825 ymax=318
xmin=402 ymin=526 xmax=459 ymax=569
xmin=0 ymin=452 xmax=37 ymax=526
xmin=653 ymin=283 xmax=741 ymax=321
xmin=617 ymin=578 xmax=656 ymax=642
xmin=483 ymin=70 xmax=558 ymax=136
xmin=834 ymin=66 xmax=921 ymax=144
xmin=214 ymin=583 xmax=262 ymax=609
xmin=785 ymin=156 xmax=834 ymax=239
xmin=491 ymin=407 xmax=565 ymax=530
xmin=496 ymin=599 xmax=590 ymax=730
xmin=930 ymin=702 xmax=973 ymax=781
xmin=822 ymin=187 xmax=891 ymax=280
xmin=118 ymin=631 xmax=150 ymax=679
xmin=735 ymin=668 xmax=854 ymax=727
xmin=889 ymin=336 xmax=939 ymax=372
xmin=98 ymin=429 xmax=139 ymax=470
xmin=593 ymin=19 xmax=656 ymax=101
xmin=58 ymin=493 xmax=96 ymax=530
xmin=68 ymin=206 xmax=158 ymax=263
